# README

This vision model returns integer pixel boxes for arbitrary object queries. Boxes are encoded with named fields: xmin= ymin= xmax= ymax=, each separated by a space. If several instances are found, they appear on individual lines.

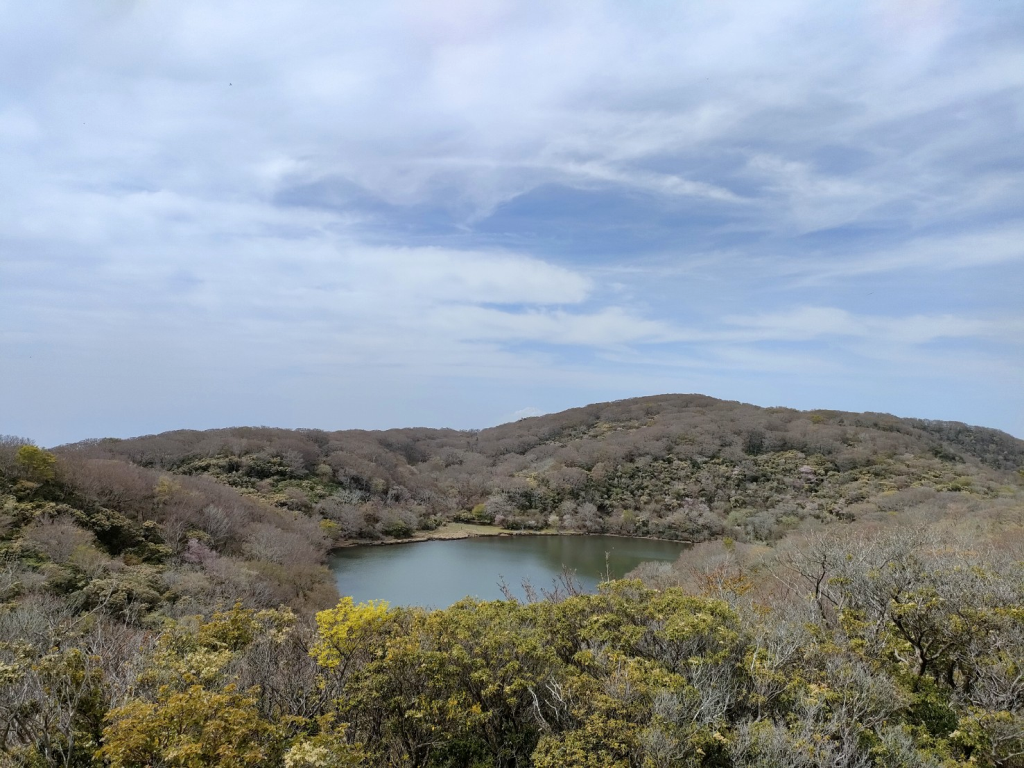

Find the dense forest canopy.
xmin=1 ymin=394 xmax=1023 ymax=766
xmin=57 ymin=394 xmax=1024 ymax=546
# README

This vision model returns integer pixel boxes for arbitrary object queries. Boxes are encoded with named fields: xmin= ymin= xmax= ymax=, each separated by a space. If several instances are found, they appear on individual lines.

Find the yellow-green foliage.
xmin=312 ymin=597 xmax=391 ymax=671
xmin=99 ymin=684 xmax=279 ymax=768
xmin=283 ymin=716 xmax=367 ymax=768
xmin=4 ymin=566 xmax=1024 ymax=767
xmin=141 ymin=604 xmax=295 ymax=690
xmin=950 ymin=709 xmax=1024 ymax=768
xmin=305 ymin=584 xmax=750 ymax=766
xmin=96 ymin=606 xmax=301 ymax=766
xmin=15 ymin=445 xmax=56 ymax=484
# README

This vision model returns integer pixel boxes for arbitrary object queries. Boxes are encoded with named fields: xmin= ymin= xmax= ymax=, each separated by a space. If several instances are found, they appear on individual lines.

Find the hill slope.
xmin=62 ymin=394 xmax=1024 ymax=545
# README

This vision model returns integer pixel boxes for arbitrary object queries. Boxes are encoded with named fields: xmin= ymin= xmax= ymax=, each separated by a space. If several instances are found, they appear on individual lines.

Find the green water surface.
xmin=328 ymin=534 xmax=689 ymax=608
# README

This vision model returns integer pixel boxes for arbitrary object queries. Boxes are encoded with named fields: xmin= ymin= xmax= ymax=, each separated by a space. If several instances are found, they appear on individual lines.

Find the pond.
xmin=328 ymin=534 xmax=689 ymax=608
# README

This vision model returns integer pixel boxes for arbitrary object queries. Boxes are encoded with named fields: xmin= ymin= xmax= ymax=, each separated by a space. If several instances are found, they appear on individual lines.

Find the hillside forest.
xmin=1 ymin=394 xmax=1023 ymax=766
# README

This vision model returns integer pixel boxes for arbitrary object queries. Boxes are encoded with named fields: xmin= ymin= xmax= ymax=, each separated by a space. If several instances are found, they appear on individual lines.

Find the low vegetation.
xmin=0 ymin=394 xmax=1021 ymax=765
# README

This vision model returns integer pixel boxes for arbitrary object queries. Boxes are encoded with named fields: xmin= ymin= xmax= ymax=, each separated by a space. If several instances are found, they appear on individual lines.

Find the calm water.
xmin=328 ymin=534 xmax=689 ymax=608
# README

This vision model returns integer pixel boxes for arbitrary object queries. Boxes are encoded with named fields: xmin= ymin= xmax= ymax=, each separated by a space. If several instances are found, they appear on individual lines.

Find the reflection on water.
xmin=328 ymin=534 xmax=689 ymax=608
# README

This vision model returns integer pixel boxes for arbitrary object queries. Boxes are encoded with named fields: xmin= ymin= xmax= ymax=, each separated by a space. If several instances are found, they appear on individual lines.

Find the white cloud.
xmin=1 ymin=0 xmax=1021 ymax=443
xmin=553 ymin=161 xmax=746 ymax=204
xmin=426 ymin=305 xmax=675 ymax=347
xmin=345 ymin=247 xmax=590 ymax=306
xmin=793 ymin=227 xmax=1024 ymax=282
xmin=718 ymin=307 xmax=1010 ymax=345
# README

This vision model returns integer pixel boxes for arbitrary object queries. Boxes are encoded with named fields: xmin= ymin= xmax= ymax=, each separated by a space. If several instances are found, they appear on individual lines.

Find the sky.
xmin=1 ymin=0 xmax=1022 ymax=447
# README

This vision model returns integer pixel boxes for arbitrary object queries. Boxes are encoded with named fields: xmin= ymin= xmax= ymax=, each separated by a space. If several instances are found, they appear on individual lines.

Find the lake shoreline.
xmin=331 ymin=523 xmax=692 ymax=551
xmin=331 ymin=523 xmax=557 ymax=549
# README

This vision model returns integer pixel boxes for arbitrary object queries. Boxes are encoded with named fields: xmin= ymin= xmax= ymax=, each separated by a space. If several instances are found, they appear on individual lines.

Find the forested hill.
xmin=3 ymin=396 xmax=1024 ymax=766
xmin=60 ymin=394 xmax=1024 ymax=545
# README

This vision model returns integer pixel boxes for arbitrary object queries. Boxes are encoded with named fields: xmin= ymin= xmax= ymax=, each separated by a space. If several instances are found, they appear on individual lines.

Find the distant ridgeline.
xmin=1 ymin=394 xmax=1023 ymax=766
xmin=58 ymin=393 xmax=1024 ymax=545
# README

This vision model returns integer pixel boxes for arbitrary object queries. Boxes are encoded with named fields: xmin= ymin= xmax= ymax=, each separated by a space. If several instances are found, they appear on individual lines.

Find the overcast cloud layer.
xmin=1 ymin=0 xmax=1022 ymax=445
